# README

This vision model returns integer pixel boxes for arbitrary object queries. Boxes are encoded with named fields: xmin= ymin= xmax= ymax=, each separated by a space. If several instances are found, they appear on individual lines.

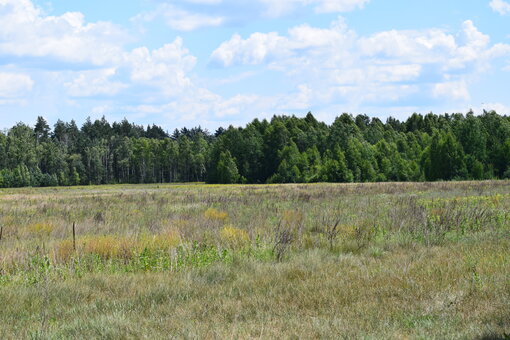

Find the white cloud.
xmin=211 ymin=32 xmax=287 ymax=66
xmin=314 ymin=0 xmax=370 ymax=13
xmin=0 ymin=72 xmax=34 ymax=98
xmin=277 ymin=84 xmax=312 ymax=110
xmin=213 ymin=71 xmax=257 ymax=85
xmin=433 ymin=81 xmax=470 ymax=101
xmin=183 ymin=0 xmax=223 ymax=4
xmin=64 ymin=68 xmax=127 ymax=97
xmin=127 ymin=38 xmax=197 ymax=96
xmin=211 ymin=18 xmax=510 ymax=115
xmin=358 ymin=29 xmax=457 ymax=61
xmin=481 ymin=102 xmax=510 ymax=115
xmin=332 ymin=65 xmax=422 ymax=84
xmin=490 ymin=0 xmax=510 ymax=15
xmin=135 ymin=4 xmax=225 ymax=31
xmin=91 ymin=105 xmax=113 ymax=116
xmin=0 ymin=0 xmax=127 ymax=66
xmin=211 ymin=18 xmax=356 ymax=67
xmin=459 ymin=102 xmax=510 ymax=116
xmin=0 ymin=0 xmax=203 ymax=103
xmin=141 ymin=0 xmax=370 ymax=31
xmin=257 ymin=0 xmax=370 ymax=17
xmin=213 ymin=94 xmax=260 ymax=117
xmin=1 ymin=0 xmax=509 ymax=131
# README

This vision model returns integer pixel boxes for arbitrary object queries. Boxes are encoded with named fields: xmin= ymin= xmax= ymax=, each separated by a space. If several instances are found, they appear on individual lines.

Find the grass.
xmin=0 ymin=181 xmax=509 ymax=339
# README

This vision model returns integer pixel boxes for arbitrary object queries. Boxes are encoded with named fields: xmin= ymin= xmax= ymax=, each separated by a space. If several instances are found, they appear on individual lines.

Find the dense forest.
xmin=1 ymin=111 xmax=510 ymax=187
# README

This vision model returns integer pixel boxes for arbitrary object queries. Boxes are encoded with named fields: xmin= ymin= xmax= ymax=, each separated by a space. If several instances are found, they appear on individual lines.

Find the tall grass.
xmin=0 ymin=181 xmax=509 ymax=338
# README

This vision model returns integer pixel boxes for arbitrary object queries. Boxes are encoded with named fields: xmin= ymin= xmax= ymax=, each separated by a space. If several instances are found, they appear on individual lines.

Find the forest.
xmin=1 ymin=110 xmax=509 ymax=187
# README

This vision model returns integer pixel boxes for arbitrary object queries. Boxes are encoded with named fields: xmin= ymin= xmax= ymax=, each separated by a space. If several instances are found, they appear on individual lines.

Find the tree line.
xmin=1 ymin=111 xmax=510 ymax=187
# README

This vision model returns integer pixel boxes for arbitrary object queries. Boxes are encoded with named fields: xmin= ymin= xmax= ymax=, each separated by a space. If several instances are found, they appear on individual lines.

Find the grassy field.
xmin=0 ymin=181 xmax=509 ymax=339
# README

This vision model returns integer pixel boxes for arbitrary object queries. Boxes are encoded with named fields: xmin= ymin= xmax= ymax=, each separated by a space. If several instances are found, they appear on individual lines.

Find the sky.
xmin=0 ymin=0 xmax=510 ymax=132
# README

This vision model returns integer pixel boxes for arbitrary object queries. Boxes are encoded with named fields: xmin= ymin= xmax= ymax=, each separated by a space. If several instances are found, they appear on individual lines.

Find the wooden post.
xmin=0 ymin=226 xmax=3 ymax=242
xmin=72 ymin=222 xmax=76 ymax=251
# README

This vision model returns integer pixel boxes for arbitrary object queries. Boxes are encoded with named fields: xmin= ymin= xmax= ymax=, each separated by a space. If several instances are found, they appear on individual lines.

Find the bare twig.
xmin=323 ymin=216 xmax=341 ymax=250
xmin=72 ymin=222 xmax=76 ymax=251
xmin=273 ymin=220 xmax=294 ymax=261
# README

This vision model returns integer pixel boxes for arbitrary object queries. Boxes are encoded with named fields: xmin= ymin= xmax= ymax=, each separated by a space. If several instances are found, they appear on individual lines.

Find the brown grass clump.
xmin=27 ymin=222 xmax=54 ymax=237
xmin=81 ymin=235 xmax=136 ymax=260
xmin=140 ymin=229 xmax=181 ymax=251
xmin=338 ymin=224 xmax=356 ymax=238
xmin=53 ymin=239 xmax=75 ymax=263
xmin=220 ymin=225 xmax=250 ymax=249
xmin=76 ymin=231 xmax=181 ymax=261
xmin=204 ymin=208 xmax=229 ymax=221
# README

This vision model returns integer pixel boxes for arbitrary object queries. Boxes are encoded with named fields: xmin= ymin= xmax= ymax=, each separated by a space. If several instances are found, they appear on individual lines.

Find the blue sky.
xmin=1 ymin=0 xmax=509 ymax=131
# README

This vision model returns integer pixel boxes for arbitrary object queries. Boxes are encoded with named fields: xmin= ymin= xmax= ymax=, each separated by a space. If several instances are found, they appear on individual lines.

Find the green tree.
xmin=424 ymin=131 xmax=467 ymax=181
xmin=320 ymin=146 xmax=353 ymax=182
xmin=216 ymin=151 xmax=239 ymax=184
xmin=34 ymin=116 xmax=50 ymax=144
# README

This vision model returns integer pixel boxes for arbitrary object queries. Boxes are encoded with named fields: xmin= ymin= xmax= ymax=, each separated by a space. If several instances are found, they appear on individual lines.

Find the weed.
xmin=273 ymin=219 xmax=295 ymax=261
xmin=315 ymin=213 xmax=342 ymax=250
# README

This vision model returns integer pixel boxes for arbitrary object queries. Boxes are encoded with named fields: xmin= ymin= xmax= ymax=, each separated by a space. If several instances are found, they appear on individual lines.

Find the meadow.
xmin=0 ymin=181 xmax=509 ymax=339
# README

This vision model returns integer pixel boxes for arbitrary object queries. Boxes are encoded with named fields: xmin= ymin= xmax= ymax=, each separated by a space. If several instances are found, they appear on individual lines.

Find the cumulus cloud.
xmin=0 ymin=72 xmax=34 ymax=98
xmin=127 ymin=38 xmax=197 ymax=94
xmin=211 ymin=18 xmax=356 ymax=67
xmin=210 ymin=18 xmax=510 ymax=116
xmin=210 ymin=32 xmax=287 ymax=66
xmin=490 ymin=0 xmax=510 ymax=15
xmin=0 ymin=0 xmax=203 ymax=104
xmin=0 ymin=0 xmax=127 ymax=66
xmin=1 ymin=0 xmax=509 ymax=130
xmin=64 ymin=68 xmax=127 ymax=97
xmin=212 ymin=18 xmax=500 ymax=73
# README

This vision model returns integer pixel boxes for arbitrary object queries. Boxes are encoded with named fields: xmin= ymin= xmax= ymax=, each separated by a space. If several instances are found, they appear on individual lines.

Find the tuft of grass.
xmin=204 ymin=207 xmax=229 ymax=221
xmin=220 ymin=225 xmax=250 ymax=249
xmin=27 ymin=223 xmax=54 ymax=237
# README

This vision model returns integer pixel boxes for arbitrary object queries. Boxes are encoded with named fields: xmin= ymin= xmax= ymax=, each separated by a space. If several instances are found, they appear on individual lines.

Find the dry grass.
xmin=0 ymin=181 xmax=509 ymax=338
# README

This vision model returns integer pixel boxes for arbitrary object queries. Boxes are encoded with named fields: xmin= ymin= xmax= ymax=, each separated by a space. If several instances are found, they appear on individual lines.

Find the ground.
xmin=0 ymin=182 xmax=509 ymax=339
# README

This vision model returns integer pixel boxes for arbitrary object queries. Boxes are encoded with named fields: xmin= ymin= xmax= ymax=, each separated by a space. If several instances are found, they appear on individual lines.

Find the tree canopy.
xmin=0 ymin=111 xmax=509 ymax=187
